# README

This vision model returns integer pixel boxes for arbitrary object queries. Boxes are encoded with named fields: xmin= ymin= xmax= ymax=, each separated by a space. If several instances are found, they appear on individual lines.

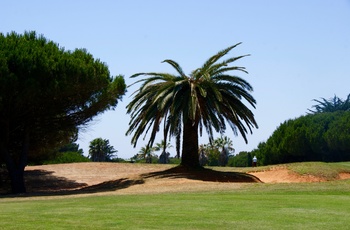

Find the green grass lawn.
xmin=1 ymin=180 xmax=349 ymax=230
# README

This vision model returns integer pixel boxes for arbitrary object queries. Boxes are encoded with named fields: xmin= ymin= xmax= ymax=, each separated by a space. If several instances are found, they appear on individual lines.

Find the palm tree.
xmin=153 ymin=140 xmax=173 ymax=152
xmin=214 ymin=136 xmax=235 ymax=166
xmin=89 ymin=138 xmax=117 ymax=162
xmin=126 ymin=43 xmax=258 ymax=168
xmin=214 ymin=136 xmax=235 ymax=152
xmin=199 ymin=144 xmax=209 ymax=166
xmin=308 ymin=94 xmax=350 ymax=114
xmin=154 ymin=140 xmax=173 ymax=164
xmin=136 ymin=145 xmax=155 ymax=163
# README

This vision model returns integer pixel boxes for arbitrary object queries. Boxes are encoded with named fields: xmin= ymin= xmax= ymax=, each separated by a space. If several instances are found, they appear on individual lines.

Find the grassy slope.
xmin=212 ymin=161 xmax=350 ymax=180
xmin=0 ymin=162 xmax=350 ymax=229
xmin=287 ymin=162 xmax=350 ymax=179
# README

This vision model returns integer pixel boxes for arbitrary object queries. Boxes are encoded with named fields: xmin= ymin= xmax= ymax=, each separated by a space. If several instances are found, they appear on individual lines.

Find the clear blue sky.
xmin=2 ymin=1 xmax=349 ymax=159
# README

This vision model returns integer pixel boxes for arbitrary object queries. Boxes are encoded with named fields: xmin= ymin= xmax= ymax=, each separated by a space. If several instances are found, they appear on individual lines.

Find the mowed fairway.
xmin=1 ymin=162 xmax=350 ymax=229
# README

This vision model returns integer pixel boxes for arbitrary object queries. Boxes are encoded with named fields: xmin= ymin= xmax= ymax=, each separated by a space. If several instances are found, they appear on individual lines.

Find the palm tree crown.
xmin=126 ymin=43 xmax=258 ymax=167
xmin=89 ymin=138 xmax=117 ymax=162
xmin=308 ymin=94 xmax=350 ymax=114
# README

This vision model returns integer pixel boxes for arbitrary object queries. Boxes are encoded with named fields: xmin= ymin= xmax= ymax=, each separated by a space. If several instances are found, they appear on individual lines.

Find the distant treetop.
xmin=308 ymin=94 xmax=350 ymax=114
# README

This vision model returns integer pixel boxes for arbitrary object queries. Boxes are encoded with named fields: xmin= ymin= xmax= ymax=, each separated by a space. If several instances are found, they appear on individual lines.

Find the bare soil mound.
xmin=1 ymin=162 xmax=348 ymax=196
xmin=249 ymin=168 xmax=326 ymax=183
xmin=21 ymin=163 xmax=260 ymax=196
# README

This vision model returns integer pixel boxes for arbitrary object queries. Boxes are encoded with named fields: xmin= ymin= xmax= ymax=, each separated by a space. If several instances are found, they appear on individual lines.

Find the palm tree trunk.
xmin=181 ymin=119 xmax=200 ymax=168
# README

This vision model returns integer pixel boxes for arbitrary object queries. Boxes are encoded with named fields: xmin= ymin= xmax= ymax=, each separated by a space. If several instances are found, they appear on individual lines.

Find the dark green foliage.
xmin=308 ymin=94 xmax=350 ymax=114
xmin=89 ymin=138 xmax=117 ymax=162
xmin=198 ymin=136 xmax=235 ymax=166
xmin=42 ymin=152 xmax=90 ymax=164
xmin=131 ymin=145 xmax=157 ymax=163
xmin=206 ymin=147 xmax=220 ymax=166
xmin=130 ymin=154 xmax=159 ymax=164
xmin=214 ymin=136 xmax=235 ymax=166
xmin=0 ymin=31 xmax=126 ymax=193
xmin=228 ymin=151 xmax=253 ymax=167
xmin=153 ymin=141 xmax=172 ymax=164
xmin=253 ymin=111 xmax=350 ymax=165
xmin=39 ymin=142 xmax=88 ymax=165
xmin=58 ymin=142 xmax=83 ymax=155
xmin=27 ymin=135 xmax=85 ymax=165
xmin=198 ymin=144 xmax=219 ymax=166
xmin=109 ymin=158 xmax=126 ymax=163
xmin=168 ymin=157 xmax=181 ymax=164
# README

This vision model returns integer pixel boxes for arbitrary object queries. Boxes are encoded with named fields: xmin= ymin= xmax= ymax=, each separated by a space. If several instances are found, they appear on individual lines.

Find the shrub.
xmin=252 ymin=111 xmax=350 ymax=165
xmin=42 ymin=152 xmax=90 ymax=164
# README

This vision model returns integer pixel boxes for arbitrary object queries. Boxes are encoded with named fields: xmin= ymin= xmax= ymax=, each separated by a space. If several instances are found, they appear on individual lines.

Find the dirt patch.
xmin=250 ymin=168 xmax=326 ymax=183
xmin=1 ymin=162 xmax=348 ymax=196
xmin=339 ymin=173 xmax=350 ymax=180
xmin=27 ymin=162 xmax=172 ymax=186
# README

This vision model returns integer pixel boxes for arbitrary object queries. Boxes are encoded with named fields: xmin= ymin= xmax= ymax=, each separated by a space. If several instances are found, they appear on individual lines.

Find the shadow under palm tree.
xmin=142 ymin=166 xmax=262 ymax=183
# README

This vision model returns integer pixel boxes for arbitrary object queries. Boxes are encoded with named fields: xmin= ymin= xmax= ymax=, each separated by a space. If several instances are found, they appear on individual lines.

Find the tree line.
xmin=249 ymin=94 xmax=350 ymax=165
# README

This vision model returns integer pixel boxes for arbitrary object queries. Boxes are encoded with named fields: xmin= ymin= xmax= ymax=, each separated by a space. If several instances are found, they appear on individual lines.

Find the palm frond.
xmin=162 ymin=59 xmax=187 ymax=78
xmin=308 ymin=94 xmax=350 ymax=113
xmin=200 ymin=43 xmax=242 ymax=75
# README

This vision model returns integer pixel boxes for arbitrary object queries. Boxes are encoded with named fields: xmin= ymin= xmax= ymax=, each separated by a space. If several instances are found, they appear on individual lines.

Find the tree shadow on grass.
xmin=141 ymin=165 xmax=262 ymax=183
xmin=0 ymin=169 xmax=144 ymax=197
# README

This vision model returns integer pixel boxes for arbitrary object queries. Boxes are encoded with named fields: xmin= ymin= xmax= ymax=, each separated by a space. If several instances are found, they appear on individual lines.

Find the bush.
xmin=227 ymin=151 xmax=253 ymax=167
xmin=42 ymin=152 xmax=90 ymax=164
xmin=251 ymin=111 xmax=350 ymax=165
xmin=169 ymin=157 xmax=181 ymax=164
